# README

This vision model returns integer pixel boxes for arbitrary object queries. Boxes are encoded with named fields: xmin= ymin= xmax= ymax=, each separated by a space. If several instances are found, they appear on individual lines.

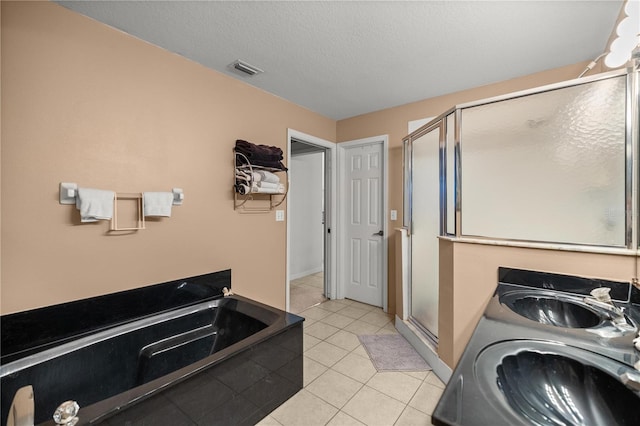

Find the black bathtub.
xmin=1 ymin=271 xmax=304 ymax=426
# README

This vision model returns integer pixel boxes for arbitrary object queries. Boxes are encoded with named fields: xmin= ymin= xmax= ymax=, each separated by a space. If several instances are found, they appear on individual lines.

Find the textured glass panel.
xmin=410 ymin=128 xmax=440 ymax=337
xmin=461 ymin=76 xmax=626 ymax=246
xmin=446 ymin=113 xmax=456 ymax=235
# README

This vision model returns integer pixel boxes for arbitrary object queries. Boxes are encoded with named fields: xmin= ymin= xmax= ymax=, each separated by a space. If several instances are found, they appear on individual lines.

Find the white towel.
xmin=251 ymin=183 xmax=284 ymax=194
xmin=143 ymin=192 xmax=174 ymax=217
xmin=256 ymin=181 xmax=281 ymax=190
xmin=237 ymin=184 xmax=285 ymax=194
xmin=256 ymin=170 xmax=280 ymax=184
xmin=76 ymin=188 xmax=115 ymax=222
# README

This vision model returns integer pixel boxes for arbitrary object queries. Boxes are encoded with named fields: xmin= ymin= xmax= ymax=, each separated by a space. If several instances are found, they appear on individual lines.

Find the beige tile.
xmin=305 ymin=322 xmax=340 ymax=340
xmin=305 ymin=341 xmax=349 ymax=367
xmin=325 ymin=330 xmax=361 ymax=352
xmin=408 ymin=382 xmax=444 ymax=416
xmin=344 ymin=320 xmax=381 ymax=335
xmin=378 ymin=322 xmax=399 ymax=334
xmin=291 ymin=300 xmax=323 ymax=314
xmin=375 ymin=326 xmax=400 ymax=335
xmin=300 ymin=272 xmax=324 ymax=289
xmin=306 ymin=369 xmax=363 ymax=409
xmin=342 ymin=386 xmax=406 ymax=426
xmin=348 ymin=301 xmax=380 ymax=311
xmin=332 ymin=352 xmax=377 ymax=383
xmin=339 ymin=306 xmax=370 ymax=319
xmin=301 ymin=279 xmax=324 ymax=289
xmin=303 ymin=317 xmax=317 ymax=328
xmin=350 ymin=344 xmax=370 ymax=359
xmin=403 ymin=371 xmax=429 ymax=381
xmin=271 ymin=389 xmax=338 ymax=426
xmin=304 ymin=356 xmax=328 ymax=386
xmin=366 ymin=372 xmax=422 ymax=404
xmin=300 ymin=306 xmax=332 ymax=321
xmin=326 ymin=411 xmax=366 ymax=426
xmin=394 ymin=406 xmax=432 ymax=426
xmin=290 ymin=285 xmax=326 ymax=314
xmin=255 ymin=415 xmax=283 ymax=425
xmin=321 ymin=312 xmax=355 ymax=329
xmin=359 ymin=311 xmax=393 ymax=327
xmin=425 ymin=371 xmax=446 ymax=389
xmin=290 ymin=276 xmax=307 ymax=285
xmin=304 ymin=334 xmax=322 ymax=351
xmin=317 ymin=299 xmax=348 ymax=313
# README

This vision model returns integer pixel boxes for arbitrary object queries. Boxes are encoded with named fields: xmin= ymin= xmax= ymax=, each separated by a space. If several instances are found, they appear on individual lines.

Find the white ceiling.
xmin=55 ymin=0 xmax=623 ymax=120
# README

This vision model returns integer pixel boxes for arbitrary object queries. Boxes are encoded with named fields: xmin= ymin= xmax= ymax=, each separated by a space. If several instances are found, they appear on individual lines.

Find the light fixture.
xmin=230 ymin=60 xmax=264 ymax=76
xmin=604 ymin=0 xmax=640 ymax=68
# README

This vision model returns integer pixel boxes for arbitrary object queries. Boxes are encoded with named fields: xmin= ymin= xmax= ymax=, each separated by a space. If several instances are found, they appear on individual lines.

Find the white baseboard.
xmin=395 ymin=315 xmax=452 ymax=384
xmin=290 ymin=266 xmax=324 ymax=281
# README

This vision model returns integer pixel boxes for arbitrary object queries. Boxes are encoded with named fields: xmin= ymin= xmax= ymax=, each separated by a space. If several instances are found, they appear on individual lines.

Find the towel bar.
xmin=59 ymin=183 xmax=184 ymax=206
xmin=111 ymin=193 xmax=145 ymax=231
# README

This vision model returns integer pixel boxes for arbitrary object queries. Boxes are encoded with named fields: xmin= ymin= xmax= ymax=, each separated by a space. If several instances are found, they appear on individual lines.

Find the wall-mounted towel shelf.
xmin=59 ymin=183 xmax=184 ymax=230
xmin=233 ymin=151 xmax=288 ymax=212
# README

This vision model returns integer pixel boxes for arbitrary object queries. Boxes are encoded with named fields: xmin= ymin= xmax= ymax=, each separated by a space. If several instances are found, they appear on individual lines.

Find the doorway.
xmin=286 ymin=130 xmax=336 ymax=313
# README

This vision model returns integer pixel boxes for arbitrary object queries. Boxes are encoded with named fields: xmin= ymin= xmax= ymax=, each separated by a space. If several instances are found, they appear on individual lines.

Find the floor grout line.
xmin=279 ymin=280 xmax=442 ymax=426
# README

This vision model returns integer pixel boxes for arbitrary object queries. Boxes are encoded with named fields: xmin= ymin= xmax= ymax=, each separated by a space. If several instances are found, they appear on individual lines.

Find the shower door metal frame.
xmin=403 ymin=118 xmax=447 ymax=346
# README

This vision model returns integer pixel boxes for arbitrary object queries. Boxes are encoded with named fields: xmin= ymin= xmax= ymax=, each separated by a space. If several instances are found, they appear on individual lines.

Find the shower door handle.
xmin=373 ymin=230 xmax=383 ymax=237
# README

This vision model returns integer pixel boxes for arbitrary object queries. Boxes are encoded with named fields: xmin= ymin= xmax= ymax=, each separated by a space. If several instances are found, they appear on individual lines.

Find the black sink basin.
xmin=501 ymin=293 xmax=601 ymax=328
xmin=475 ymin=341 xmax=640 ymax=426
xmin=499 ymin=351 xmax=637 ymax=425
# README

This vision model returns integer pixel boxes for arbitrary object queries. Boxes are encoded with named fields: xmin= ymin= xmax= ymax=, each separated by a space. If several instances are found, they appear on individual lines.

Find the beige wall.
xmin=439 ymin=241 xmax=636 ymax=367
xmin=1 ymin=1 xmax=335 ymax=314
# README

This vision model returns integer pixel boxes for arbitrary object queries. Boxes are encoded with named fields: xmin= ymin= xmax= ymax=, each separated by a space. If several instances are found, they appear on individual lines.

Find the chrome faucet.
xmin=6 ymin=385 xmax=34 ymax=426
xmin=621 ymin=360 xmax=640 ymax=391
xmin=621 ymin=370 xmax=640 ymax=391
xmin=52 ymin=400 xmax=80 ymax=426
xmin=583 ymin=287 xmax=627 ymax=327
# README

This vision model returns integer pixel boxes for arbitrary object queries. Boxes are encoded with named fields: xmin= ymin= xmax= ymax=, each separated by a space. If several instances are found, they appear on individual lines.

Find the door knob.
xmin=373 ymin=230 xmax=383 ymax=236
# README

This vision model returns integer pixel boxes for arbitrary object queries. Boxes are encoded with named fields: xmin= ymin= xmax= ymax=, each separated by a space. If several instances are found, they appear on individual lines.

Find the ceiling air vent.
xmin=231 ymin=60 xmax=264 ymax=76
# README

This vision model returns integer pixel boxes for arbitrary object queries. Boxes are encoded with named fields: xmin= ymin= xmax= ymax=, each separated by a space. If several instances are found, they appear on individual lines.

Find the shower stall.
xmin=403 ymin=67 xmax=637 ymax=346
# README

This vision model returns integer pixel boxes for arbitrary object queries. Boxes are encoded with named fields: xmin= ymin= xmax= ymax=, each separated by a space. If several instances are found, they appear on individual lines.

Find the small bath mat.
xmin=358 ymin=334 xmax=432 ymax=372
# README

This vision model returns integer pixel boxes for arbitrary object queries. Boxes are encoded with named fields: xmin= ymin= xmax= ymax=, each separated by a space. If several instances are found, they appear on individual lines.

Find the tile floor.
xmin=257 ymin=298 xmax=445 ymax=426
xmin=290 ymin=272 xmax=327 ymax=314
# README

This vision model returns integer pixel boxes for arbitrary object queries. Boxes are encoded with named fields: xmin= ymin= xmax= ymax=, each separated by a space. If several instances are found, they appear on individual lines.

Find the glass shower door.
xmin=408 ymin=124 xmax=442 ymax=341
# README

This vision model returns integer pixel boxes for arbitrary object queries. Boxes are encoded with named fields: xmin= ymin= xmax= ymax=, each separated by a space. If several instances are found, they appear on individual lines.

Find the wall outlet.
xmin=275 ymin=210 xmax=285 ymax=221
xmin=390 ymin=210 xmax=397 ymax=221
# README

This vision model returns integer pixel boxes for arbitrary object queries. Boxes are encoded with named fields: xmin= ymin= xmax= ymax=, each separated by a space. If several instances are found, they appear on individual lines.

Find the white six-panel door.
xmin=343 ymin=142 xmax=383 ymax=307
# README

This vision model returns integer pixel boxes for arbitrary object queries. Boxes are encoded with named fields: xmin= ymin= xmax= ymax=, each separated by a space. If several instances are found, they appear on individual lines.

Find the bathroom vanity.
xmin=433 ymin=268 xmax=640 ymax=426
